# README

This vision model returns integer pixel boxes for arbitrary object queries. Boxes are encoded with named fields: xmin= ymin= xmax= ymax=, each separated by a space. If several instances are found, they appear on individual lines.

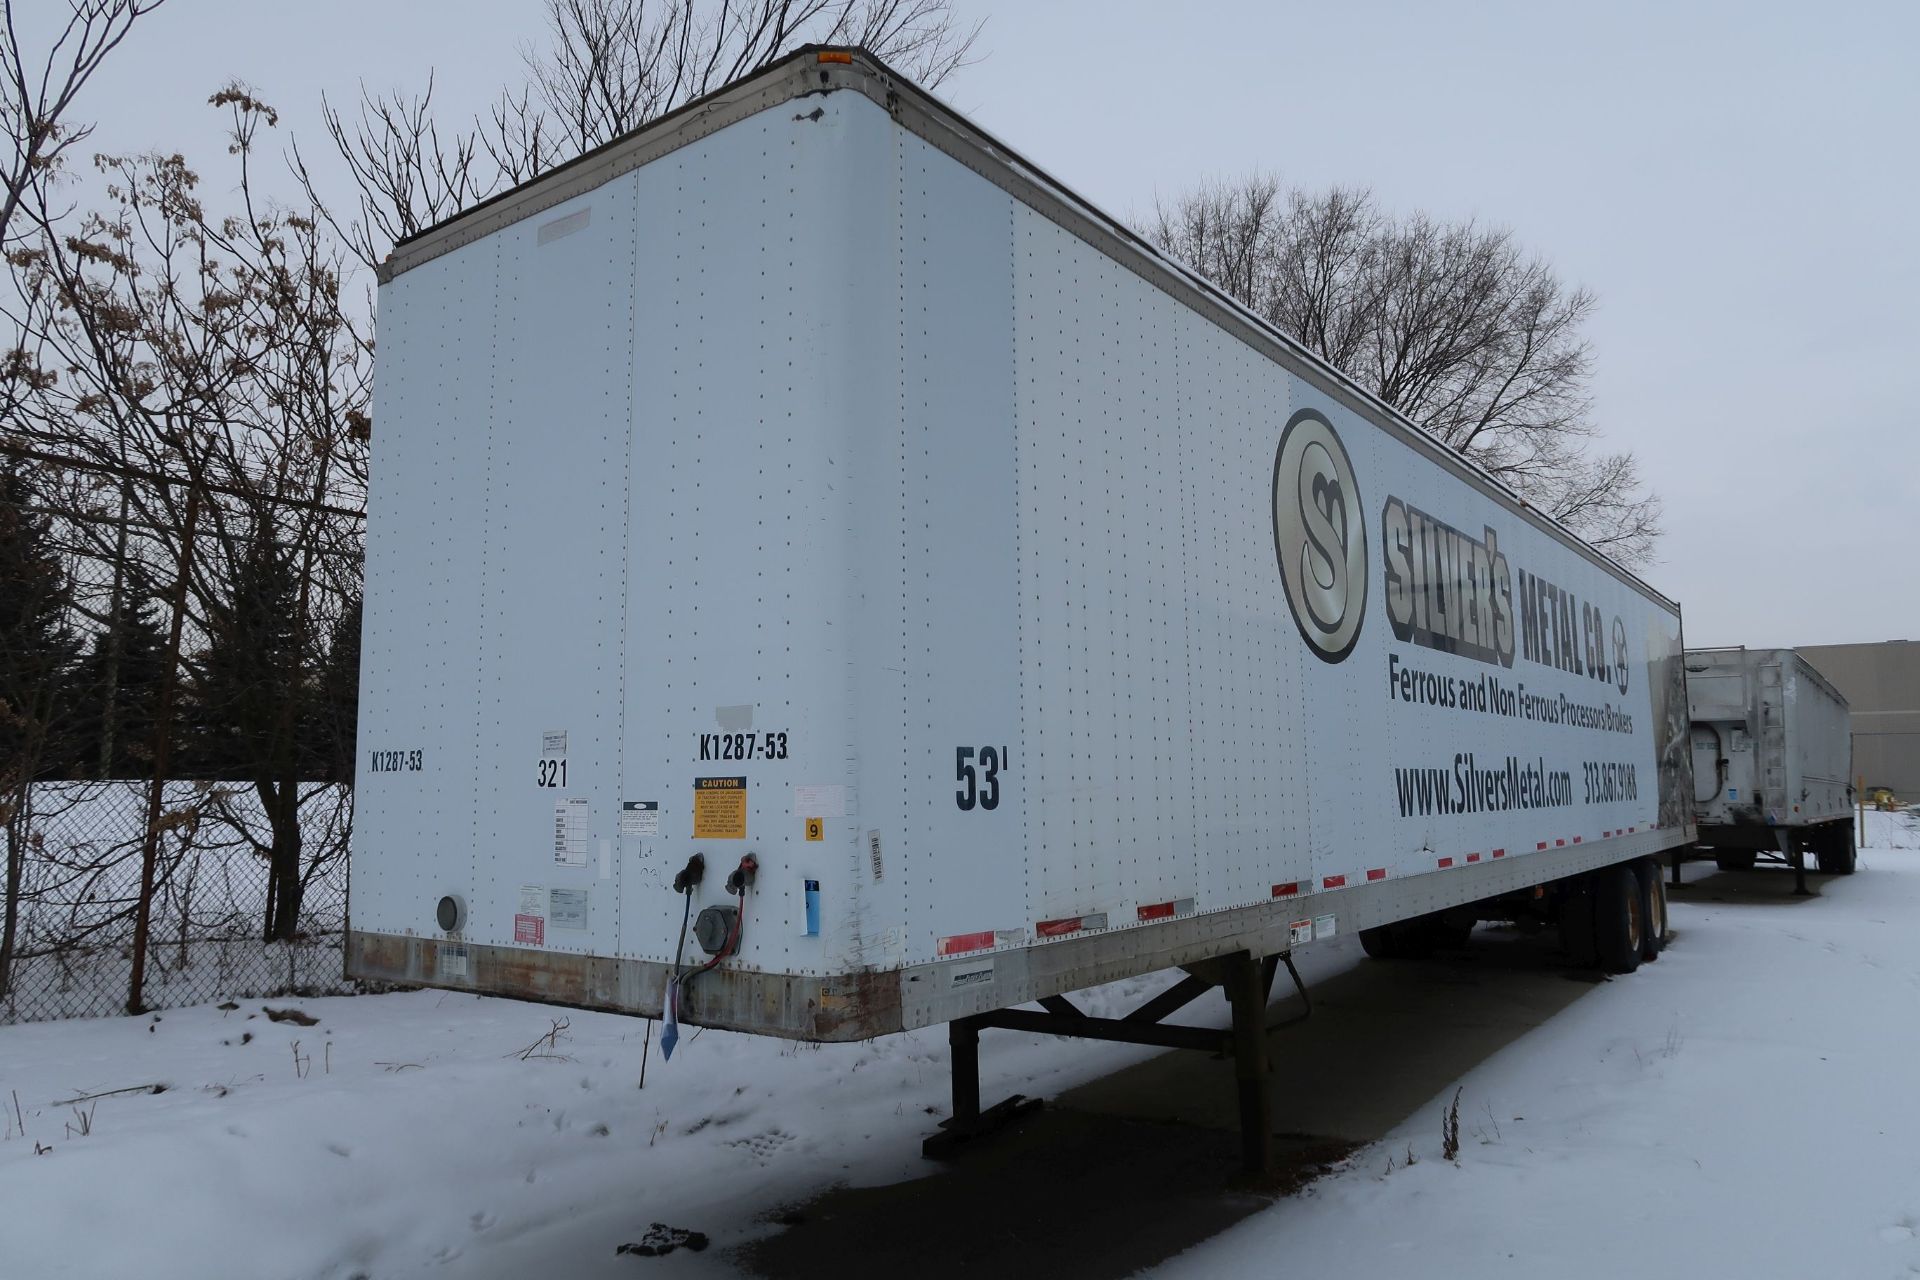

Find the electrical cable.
xmin=681 ymin=855 xmax=755 ymax=991
xmin=668 ymin=884 xmax=694 ymax=978
xmin=681 ymin=885 xmax=745 ymax=990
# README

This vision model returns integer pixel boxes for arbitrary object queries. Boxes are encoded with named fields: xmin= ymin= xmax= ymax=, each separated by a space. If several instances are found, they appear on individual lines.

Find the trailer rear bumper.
xmin=349 ymin=826 xmax=1692 ymax=1042
xmin=346 ymin=930 xmax=903 ymax=1041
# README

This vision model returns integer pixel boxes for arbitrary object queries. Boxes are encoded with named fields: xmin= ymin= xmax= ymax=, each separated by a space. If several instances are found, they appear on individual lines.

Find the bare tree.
xmin=307 ymin=0 xmax=979 ymax=270
xmin=1 ymin=0 xmax=167 ymax=249
xmin=1148 ymin=178 xmax=1661 ymax=565
xmin=7 ymin=85 xmax=368 ymax=943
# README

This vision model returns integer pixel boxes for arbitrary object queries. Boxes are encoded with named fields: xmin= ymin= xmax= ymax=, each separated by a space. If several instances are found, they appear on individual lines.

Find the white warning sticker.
xmin=553 ymin=796 xmax=590 ymax=867
xmin=438 ymin=943 xmax=469 ymax=978
xmin=1289 ymin=919 xmax=1314 ymax=946
xmin=542 ymin=729 xmax=568 ymax=757
xmin=1314 ymin=913 xmax=1338 ymax=939
xmin=619 ymin=800 xmax=660 ymax=837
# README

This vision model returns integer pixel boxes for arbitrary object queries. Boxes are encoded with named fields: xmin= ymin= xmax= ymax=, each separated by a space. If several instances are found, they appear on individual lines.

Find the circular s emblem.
xmin=1612 ymin=617 xmax=1630 ymax=695
xmin=1273 ymin=409 xmax=1367 ymax=663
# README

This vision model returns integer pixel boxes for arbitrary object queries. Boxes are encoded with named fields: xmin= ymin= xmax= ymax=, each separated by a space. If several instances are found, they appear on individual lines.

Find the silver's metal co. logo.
xmin=1273 ymin=409 xmax=1366 ymax=663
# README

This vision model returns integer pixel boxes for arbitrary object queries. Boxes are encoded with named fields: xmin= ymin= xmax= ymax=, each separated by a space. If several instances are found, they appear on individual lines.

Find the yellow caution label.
xmin=804 ymin=817 xmax=825 ymax=842
xmin=693 ymin=776 xmax=747 ymax=839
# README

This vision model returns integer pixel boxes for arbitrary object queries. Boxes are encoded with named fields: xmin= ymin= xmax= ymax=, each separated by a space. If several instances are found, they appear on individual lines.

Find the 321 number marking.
xmin=537 ymin=757 xmax=568 ymax=788
xmin=955 ymin=746 xmax=1007 ymax=811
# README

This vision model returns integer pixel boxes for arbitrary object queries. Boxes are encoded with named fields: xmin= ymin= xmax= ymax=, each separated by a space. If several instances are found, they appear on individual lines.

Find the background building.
xmin=1799 ymin=640 xmax=1920 ymax=799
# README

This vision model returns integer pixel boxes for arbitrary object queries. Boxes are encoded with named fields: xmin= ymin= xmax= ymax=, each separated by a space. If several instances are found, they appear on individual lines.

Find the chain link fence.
xmin=0 ymin=781 xmax=354 ymax=1023
xmin=2 ymin=441 xmax=368 ymax=1025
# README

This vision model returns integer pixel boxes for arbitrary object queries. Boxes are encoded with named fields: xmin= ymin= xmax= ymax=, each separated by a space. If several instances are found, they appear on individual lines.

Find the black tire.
xmin=1359 ymin=924 xmax=1403 ymax=960
xmin=1560 ymin=875 xmax=1598 ymax=968
xmin=1359 ymin=921 xmax=1436 ymax=960
xmin=1426 ymin=915 xmax=1475 ymax=951
xmin=1815 ymin=824 xmax=1857 ymax=876
xmin=1634 ymin=857 xmax=1666 ymax=961
xmin=1594 ymin=863 xmax=1644 ymax=975
xmin=1713 ymin=851 xmax=1757 ymax=873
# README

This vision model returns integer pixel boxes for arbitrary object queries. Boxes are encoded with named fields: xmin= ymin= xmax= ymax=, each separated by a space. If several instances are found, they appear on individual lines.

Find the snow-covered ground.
xmin=2 ymin=810 xmax=1916 ymax=1279
xmin=1160 ymin=806 xmax=1920 ymax=1280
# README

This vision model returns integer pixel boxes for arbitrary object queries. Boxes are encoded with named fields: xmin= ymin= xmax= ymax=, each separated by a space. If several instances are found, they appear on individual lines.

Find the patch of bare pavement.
xmin=734 ymin=927 xmax=1609 ymax=1279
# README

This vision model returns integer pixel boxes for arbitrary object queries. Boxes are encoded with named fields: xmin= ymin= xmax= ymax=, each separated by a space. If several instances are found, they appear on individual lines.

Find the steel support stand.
xmin=1669 ymin=848 xmax=1684 ymax=887
xmin=1225 ymin=951 xmax=1274 ymax=1176
xmin=1788 ymin=835 xmax=1810 ymax=897
xmin=950 ymin=1016 xmax=980 ymax=1127
xmin=923 ymin=1014 xmax=1039 ymax=1159
xmin=922 ymin=950 xmax=1305 ymax=1175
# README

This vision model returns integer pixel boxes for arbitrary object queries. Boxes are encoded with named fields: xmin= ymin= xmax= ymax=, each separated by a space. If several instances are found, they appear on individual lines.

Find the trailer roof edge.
xmin=379 ymin=46 xmax=1682 ymax=616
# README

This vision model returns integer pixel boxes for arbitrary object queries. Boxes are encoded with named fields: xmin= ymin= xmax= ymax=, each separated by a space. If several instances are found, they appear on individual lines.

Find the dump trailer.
xmin=1685 ymin=647 xmax=1854 ymax=883
xmin=348 ymin=47 xmax=1694 ymax=1172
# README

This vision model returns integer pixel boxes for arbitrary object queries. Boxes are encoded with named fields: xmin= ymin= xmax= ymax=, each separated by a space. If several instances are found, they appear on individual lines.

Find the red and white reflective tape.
xmin=1322 ymin=874 xmax=1347 ymax=889
xmin=1491 ymin=848 xmax=1507 ymax=859
xmin=1437 ymin=856 xmax=1455 ymax=869
xmin=1536 ymin=841 xmax=1548 ymax=850
xmin=1272 ymin=881 xmax=1302 ymax=898
xmin=1366 ymin=867 xmax=1388 ymax=882
xmin=1572 ymin=836 xmax=1583 ymax=844
xmin=1035 ymin=911 xmax=1109 ymax=939
xmin=1466 ymin=852 xmax=1483 ymax=863
xmin=1555 ymin=839 xmax=1567 ymax=847
xmin=1135 ymin=897 xmax=1195 ymax=923
xmin=936 ymin=930 xmax=995 ymax=957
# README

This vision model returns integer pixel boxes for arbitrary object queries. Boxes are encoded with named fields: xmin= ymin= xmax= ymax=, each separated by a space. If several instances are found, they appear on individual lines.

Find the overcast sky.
xmin=33 ymin=0 xmax=1915 ymax=647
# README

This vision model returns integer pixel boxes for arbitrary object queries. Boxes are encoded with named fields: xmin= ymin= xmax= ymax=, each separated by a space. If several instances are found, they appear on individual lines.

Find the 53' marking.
xmin=955 ymin=746 xmax=1008 ymax=811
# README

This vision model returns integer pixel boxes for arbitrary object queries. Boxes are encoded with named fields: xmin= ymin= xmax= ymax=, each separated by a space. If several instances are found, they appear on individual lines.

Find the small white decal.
xmin=549 ymin=887 xmax=589 ymax=931
xmin=1314 ymin=913 xmax=1337 ymax=939
xmin=553 ymin=796 xmax=590 ymax=867
xmin=1289 ymin=919 xmax=1314 ymax=946
xmin=792 ymin=784 xmax=855 ymax=817
xmin=949 ymin=962 xmax=995 ymax=990
xmin=619 ymin=800 xmax=660 ymax=837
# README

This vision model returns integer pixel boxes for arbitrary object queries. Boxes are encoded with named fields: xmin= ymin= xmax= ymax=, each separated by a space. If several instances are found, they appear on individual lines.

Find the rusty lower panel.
xmin=347 ymin=931 xmax=904 ymax=1042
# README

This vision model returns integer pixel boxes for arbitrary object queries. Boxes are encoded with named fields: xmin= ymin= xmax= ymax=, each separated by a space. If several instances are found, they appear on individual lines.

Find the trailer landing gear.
xmin=924 ymin=950 xmax=1310 ymax=1176
xmin=1782 ymin=832 xmax=1811 ymax=896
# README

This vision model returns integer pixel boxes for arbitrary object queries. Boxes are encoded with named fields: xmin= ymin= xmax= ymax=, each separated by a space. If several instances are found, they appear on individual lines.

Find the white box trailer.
xmin=348 ymin=47 xmax=1694 ymax=1169
xmin=1686 ymin=647 xmax=1855 ymax=882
